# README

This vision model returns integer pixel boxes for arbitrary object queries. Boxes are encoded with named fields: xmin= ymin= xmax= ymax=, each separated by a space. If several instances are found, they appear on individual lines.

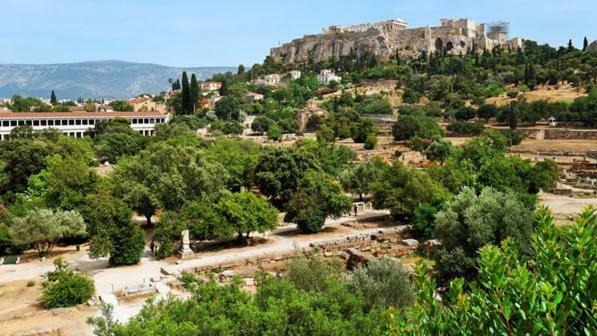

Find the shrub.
xmin=266 ymin=123 xmax=283 ymax=141
xmin=26 ymin=280 xmax=36 ymax=287
xmin=412 ymin=204 xmax=439 ymax=241
xmin=41 ymin=258 xmax=94 ymax=309
xmin=347 ymin=257 xmax=415 ymax=312
xmin=446 ymin=121 xmax=485 ymax=136
xmin=364 ymin=133 xmax=378 ymax=150
xmin=392 ymin=115 xmax=443 ymax=141
xmin=251 ymin=116 xmax=274 ymax=134
xmin=507 ymin=90 xmax=519 ymax=98
xmin=285 ymin=256 xmax=342 ymax=292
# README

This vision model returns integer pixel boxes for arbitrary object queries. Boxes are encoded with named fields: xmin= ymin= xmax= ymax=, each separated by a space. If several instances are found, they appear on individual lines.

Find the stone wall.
xmin=183 ymin=227 xmax=415 ymax=278
xmin=521 ymin=128 xmax=597 ymax=140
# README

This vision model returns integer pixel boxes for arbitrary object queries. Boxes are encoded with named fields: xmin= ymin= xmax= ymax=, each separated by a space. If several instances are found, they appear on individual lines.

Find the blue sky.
xmin=1 ymin=0 xmax=595 ymax=67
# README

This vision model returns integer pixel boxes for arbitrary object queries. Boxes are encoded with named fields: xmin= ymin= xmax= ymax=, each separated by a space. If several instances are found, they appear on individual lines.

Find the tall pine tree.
xmin=190 ymin=73 xmax=199 ymax=113
xmin=567 ymin=39 xmax=574 ymax=52
xmin=583 ymin=36 xmax=589 ymax=51
xmin=181 ymin=71 xmax=191 ymax=115
xmin=237 ymin=64 xmax=245 ymax=75
xmin=50 ymin=90 xmax=57 ymax=105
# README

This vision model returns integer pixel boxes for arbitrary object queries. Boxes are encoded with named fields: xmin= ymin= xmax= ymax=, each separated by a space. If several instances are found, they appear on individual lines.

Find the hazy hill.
xmin=0 ymin=60 xmax=235 ymax=99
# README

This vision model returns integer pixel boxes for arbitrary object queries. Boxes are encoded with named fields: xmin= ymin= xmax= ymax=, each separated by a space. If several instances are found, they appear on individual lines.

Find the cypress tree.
xmin=219 ymin=78 xmax=230 ymax=96
xmin=50 ymin=90 xmax=57 ymax=105
xmin=190 ymin=74 xmax=199 ymax=113
xmin=181 ymin=71 xmax=191 ymax=115
xmin=583 ymin=36 xmax=589 ymax=51
xmin=567 ymin=39 xmax=574 ymax=52
xmin=237 ymin=64 xmax=245 ymax=75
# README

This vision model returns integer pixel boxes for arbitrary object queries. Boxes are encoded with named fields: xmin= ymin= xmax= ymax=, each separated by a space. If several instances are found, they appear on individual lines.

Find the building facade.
xmin=317 ymin=69 xmax=342 ymax=85
xmin=0 ymin=111 xmax=169 ymax=140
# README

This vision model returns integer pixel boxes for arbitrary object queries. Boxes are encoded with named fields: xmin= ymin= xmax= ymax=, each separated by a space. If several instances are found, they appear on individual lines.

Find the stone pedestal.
xmin=179 ymin=230 xmax=195 ymax=259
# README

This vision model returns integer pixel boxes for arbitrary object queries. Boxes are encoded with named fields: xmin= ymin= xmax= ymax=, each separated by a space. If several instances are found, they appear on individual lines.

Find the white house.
xmin=317 ymin=69 xmax=342 ymax=85
xmin=201 ymin=82 xmax=222 ymax=92
xmin=289 ymin=70 xmax=302 ymax=80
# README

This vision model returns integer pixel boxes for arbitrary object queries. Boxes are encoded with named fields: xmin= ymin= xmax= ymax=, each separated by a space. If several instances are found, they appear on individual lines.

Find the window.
xmin=69 ymin=120 xmax=74 ymax=126
xmin=150 ymin=118 xmax=155 ymax=124
xmin=33 ymin=120 xmax=39 ymax=126
xmin=2 ymin=121 xmax=7 ymax=127
xmin=18 ymin=120 xmax=24 ymax=126
xmin=25 ymin=120 xmax=32 ymax=126
xmin=11 ymin=120 xmax=17 ymax=126
xmin=48 ymin=120 xmax=54 ymax=126
xmin=89 ymin=119 xmax=95 ymax=125
xmin=41 ymin=120 xmax=47 ymax=126
xmin=76 ymin=119 xmax=81 ymax=125
xmin=132 ymin=118 xmax=137 ymax=124
xmin=82 ymin=119 xmax=88 ymax=125
xmin=62 ymin=120 xmax=68 ymax=126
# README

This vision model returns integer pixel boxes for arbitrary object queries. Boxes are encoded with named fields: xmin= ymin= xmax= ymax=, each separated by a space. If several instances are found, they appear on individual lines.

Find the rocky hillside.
xmin=0 ymin=60 xmax=234 ymax=99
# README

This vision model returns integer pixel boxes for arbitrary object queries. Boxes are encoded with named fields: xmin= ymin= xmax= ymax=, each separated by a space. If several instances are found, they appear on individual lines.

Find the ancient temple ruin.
xmin=270 ymin=18 xmax=524 ymax=64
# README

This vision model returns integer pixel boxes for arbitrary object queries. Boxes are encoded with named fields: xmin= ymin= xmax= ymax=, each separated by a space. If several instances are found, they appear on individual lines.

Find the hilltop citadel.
xmin=271 ymin=18 xmax=524 ymax=63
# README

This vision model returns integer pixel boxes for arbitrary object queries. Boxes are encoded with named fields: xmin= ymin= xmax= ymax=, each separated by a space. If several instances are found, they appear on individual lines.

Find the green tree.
xmin=155 ymin=200 xmax=232 ymax=257
xmin=218 ymin=191 xmax=279 ymax=244
xmin=189 ymin=73 xmax=199 ymax=112
xmin=251 ymin=115 xmax=274 ymax=134
xmin=26 ymin=154 xmax=99 ymax=212
xmin=371 ymin=162 xmax=446 ymax=220
xmin=93 ymin=118 xmax=146 ymax=163
xmin=50 ymin=90 xmax=57 ymax=105
xmin=41 ymin=257 xmax=94 ymax=309
xmin=433 ymin=187 xmax=534 ymax=284
xmin=214 ymin=96 xmax=240 ymax=121
xmin=10 ymin=209 xmax=86 ymax=257
xmin=121 ymin=182 xmax=159 ymax=226
xmin=339 ymin=159 xmax=386 ymax=200
xmin=387 ymin=207 xmax=595 ymax=336
xmin=237 ymin=64 xmax=245 ymax=75
xmin=83 ymin=185 xmax=145 ymax=265
xmin=583 ymin=36 xmax=589 ymax=51
xmin=425 ymin=138 xmax=452 ymax=164
xmin=203 ymin=137 xmax=262 ymax=191
xmin=112 ymin=145 xmax=228 ymax=212
xmin=266 ymin=123 xmax=283 ymax=141
xmin=351 ymin=118 xmax=377 ymax=143
xmin=0 ymin=138 xmax=52 ymax=196
xmin=392 ymin=115 xmax=443 ymax=141
xmin=285 ymin=171 xmax=352 ymax=233
xmin=253 ymin=147 xmax=320 ymax=203
xmin=180 ymin=71 xmax=191 ymax=115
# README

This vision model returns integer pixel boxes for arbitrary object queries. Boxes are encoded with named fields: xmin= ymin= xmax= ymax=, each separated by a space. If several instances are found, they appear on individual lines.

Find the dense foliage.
xmin=42 ymin=257 xmax=95 ymax=309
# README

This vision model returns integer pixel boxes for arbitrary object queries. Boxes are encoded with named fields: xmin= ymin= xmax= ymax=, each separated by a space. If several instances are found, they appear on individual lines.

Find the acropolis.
xmin=271 ymin=18 xmax=524 ymax=63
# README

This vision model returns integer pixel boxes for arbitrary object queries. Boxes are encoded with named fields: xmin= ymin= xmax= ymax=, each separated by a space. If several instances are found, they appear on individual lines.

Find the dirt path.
xmin=0 ymin=211 xmax=391 ymax=296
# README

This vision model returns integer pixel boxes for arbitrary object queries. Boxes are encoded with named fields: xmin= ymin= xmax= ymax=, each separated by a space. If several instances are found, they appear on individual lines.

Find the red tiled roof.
xmin=0 ymin=111 xmax=166 ymax=119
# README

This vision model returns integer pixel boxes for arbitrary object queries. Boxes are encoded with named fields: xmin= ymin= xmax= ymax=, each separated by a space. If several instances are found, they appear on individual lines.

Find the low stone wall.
xmin=183 ymin=227 xmax=414 ymax=278
xmin=521 ymin=128 xmax=597 ymax=140
xmin=310 ymin=227 xmax=416 ymax=259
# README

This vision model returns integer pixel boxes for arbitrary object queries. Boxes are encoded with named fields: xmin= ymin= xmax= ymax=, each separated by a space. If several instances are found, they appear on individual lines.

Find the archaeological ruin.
xmin=270 ymin=18 xmax=524 ymax=63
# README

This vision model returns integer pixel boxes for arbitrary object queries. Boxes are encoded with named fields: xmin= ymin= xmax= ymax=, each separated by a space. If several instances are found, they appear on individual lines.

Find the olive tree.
xmin=10 ymin=209 xmax=85 ymax=257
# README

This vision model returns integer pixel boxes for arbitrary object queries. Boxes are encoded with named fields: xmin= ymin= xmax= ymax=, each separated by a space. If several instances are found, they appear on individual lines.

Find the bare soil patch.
xmin=0 ymin=279 xmax=96 ymax=336
xmin=510 ymin=139 xmax=597 ymax=153
xmin=486 ymin=84 xmax=585 ymax=106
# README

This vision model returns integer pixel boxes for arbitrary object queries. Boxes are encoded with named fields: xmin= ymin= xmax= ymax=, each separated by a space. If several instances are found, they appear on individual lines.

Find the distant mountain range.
xmin=0 ymin=60 xmax=235 ymax=100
